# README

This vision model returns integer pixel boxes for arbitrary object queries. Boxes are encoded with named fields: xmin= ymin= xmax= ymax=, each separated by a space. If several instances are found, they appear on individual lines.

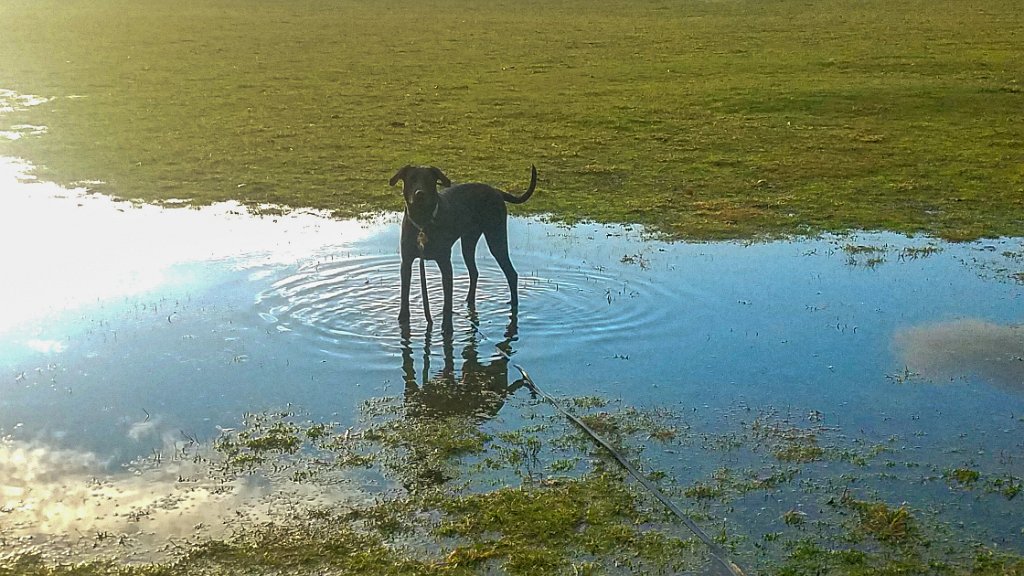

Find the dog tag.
xmin=417 ymin=230 xmax=428 ymax=250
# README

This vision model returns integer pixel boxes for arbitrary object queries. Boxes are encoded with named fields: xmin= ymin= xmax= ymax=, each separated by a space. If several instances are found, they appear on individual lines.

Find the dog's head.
xmin=390 ymin=165 xmax=451 ymax=214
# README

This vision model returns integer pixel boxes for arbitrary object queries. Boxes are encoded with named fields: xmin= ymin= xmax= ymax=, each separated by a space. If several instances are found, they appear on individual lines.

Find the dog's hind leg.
xmin=461 ymin=232 xmax=483 ymax=308
xmin=484 ymin=227 xmax=519 ymax=311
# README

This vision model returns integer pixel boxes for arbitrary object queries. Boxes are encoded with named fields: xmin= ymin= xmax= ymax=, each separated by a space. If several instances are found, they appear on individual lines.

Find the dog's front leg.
xmin=437 ymin=257 xmax=454 ymax=331
xmin=399 ymin=256 xmax=413 ymax=324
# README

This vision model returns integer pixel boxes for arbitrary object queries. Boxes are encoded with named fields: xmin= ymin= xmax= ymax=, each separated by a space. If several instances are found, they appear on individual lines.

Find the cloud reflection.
xmin=894 ymin=319 xmax=1024 ymax=390
xmin=0 ymin=435 xmax=366 ymax=562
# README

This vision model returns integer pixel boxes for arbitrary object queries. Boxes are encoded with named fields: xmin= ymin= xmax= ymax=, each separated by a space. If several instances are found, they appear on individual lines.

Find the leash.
xmin=413 ymin=207 xmax=435 ymax=326
xmin=419 ymin=257 xmax=431 ymax=325
xmin=467 ymin=317 xmax=748 ymax=576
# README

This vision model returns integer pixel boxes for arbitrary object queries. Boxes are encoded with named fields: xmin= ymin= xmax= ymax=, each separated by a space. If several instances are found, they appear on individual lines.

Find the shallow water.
xmin=1 ymin=154 xmax=1023 ymax=558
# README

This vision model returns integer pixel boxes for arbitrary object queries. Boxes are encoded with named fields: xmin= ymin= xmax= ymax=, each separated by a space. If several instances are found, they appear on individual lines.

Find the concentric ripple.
xmin=517 ymin=258 xmax=686 ymax=348
xmin=254 ymin=221 xmax=691 ymax=367
xmin=256 ymin=254 xmax=402 ymax=351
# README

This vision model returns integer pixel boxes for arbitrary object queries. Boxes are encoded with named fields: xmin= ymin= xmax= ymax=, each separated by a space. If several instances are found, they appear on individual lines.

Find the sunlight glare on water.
xmin=0 ymin=156 xmax=375 ymax=334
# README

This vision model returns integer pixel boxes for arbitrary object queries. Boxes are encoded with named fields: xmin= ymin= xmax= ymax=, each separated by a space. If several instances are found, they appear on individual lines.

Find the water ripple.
xmin=255 ymin=240 xmax=688 ymax=364
xmin=258 ymin=255 xmax=400 ymax=349
xmin=518 ymin=259 xmax=683 ymax=347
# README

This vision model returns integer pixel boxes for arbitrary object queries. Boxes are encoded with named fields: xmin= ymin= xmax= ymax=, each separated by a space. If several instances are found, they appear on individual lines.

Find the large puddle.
xmin=1 ymin=152 xmax=1023 ymax=562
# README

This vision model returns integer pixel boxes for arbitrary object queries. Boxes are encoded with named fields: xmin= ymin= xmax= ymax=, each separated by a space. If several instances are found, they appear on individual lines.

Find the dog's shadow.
xmin=400 ymin=314 xmax=527 ymax=423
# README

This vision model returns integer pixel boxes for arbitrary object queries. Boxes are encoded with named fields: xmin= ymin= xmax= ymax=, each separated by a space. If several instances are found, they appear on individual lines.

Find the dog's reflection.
xmin=400 ymin=314 xmax=526 ymax=422
xmin=396 ymin=315 xmax=527 ymax=489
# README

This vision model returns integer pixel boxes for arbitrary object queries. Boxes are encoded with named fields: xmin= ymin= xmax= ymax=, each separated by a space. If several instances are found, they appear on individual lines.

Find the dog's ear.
xmin=431 ymin=167 xmax=451 ymax=188
xmin=390 ymin=165 xmax=410 ymax=187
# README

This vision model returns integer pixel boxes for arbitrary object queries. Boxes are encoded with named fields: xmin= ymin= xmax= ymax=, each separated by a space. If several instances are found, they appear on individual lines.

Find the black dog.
xmin=390 ymin=164 xmax=537 ymax=326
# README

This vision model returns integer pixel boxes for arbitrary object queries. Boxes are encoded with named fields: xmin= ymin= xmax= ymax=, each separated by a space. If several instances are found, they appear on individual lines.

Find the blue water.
xmin=2 ymin=196 xmax=1022 ymax=456
xmin=1 ymin=168 xmax=1022 ymax=555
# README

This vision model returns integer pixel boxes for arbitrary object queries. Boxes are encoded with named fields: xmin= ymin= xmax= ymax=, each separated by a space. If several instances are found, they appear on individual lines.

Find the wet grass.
xmin=1 ymin=0 xmax=1023 ymax=240
xmin=5 ymin=396 xmax=1023 ymax=575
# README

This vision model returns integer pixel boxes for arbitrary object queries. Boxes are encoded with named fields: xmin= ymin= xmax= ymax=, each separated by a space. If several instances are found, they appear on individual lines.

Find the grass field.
xmin=1 ymin=0 xmax=1022 ymax=239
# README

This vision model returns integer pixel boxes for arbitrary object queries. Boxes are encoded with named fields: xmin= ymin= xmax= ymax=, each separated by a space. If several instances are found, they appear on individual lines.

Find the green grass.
xmin=1 ymin=0 xmax=1022 ymax=240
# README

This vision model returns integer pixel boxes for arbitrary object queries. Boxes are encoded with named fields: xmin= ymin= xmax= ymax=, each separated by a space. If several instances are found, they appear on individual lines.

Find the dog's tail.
xmin=502 ymin=165 xmax=537 ymax=204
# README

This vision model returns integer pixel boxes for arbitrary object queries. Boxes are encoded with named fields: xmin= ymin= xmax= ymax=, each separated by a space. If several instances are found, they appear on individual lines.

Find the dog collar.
xmin=410 ymin=202 xmax=440 ymax=252
xmin=409 ymin=201 xmax=440 ymax=232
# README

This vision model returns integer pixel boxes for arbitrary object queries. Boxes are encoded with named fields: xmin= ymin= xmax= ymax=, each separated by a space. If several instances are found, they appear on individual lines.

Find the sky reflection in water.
xmin=1 ymin=156 xmax=1023 ymax=554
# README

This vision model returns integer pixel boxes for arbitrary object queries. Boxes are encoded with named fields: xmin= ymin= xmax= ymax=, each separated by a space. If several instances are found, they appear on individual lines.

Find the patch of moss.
xmin=840 ymin=494 xmax=914 ymax=545
xmin=176 ymin=516 xmax=454 ymax=576
xmin=213 ymin=410 xmax=372 ymax=478
xmin=991 ymin=477 xmax=1024 ymax=501
xmin=685 ymin=481 xmax=726 ymax=500
xmin=436 ymin=473 xmax=698 ymax=575
xmin=773 ymin=443 xmax=826 ymax=464
xmin=947 ymin=467 xmax=983 ymax=487
xmin=749 ymin=417 xmax=828 ymax=463
xmin=782 ymin=510 xmax=807 ymax=526
xmin=363 ymin=407 xmax=493 ymax=490
xmin=777 ymin=539 xmax=1024 ymax=576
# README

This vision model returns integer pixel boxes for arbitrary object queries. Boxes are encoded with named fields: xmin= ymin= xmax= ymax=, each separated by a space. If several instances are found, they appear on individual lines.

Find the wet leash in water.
xmin=419 ymin=257 xmax=431 ymax=325
xmin=468 ymin=317 xmax=748 ymax=576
